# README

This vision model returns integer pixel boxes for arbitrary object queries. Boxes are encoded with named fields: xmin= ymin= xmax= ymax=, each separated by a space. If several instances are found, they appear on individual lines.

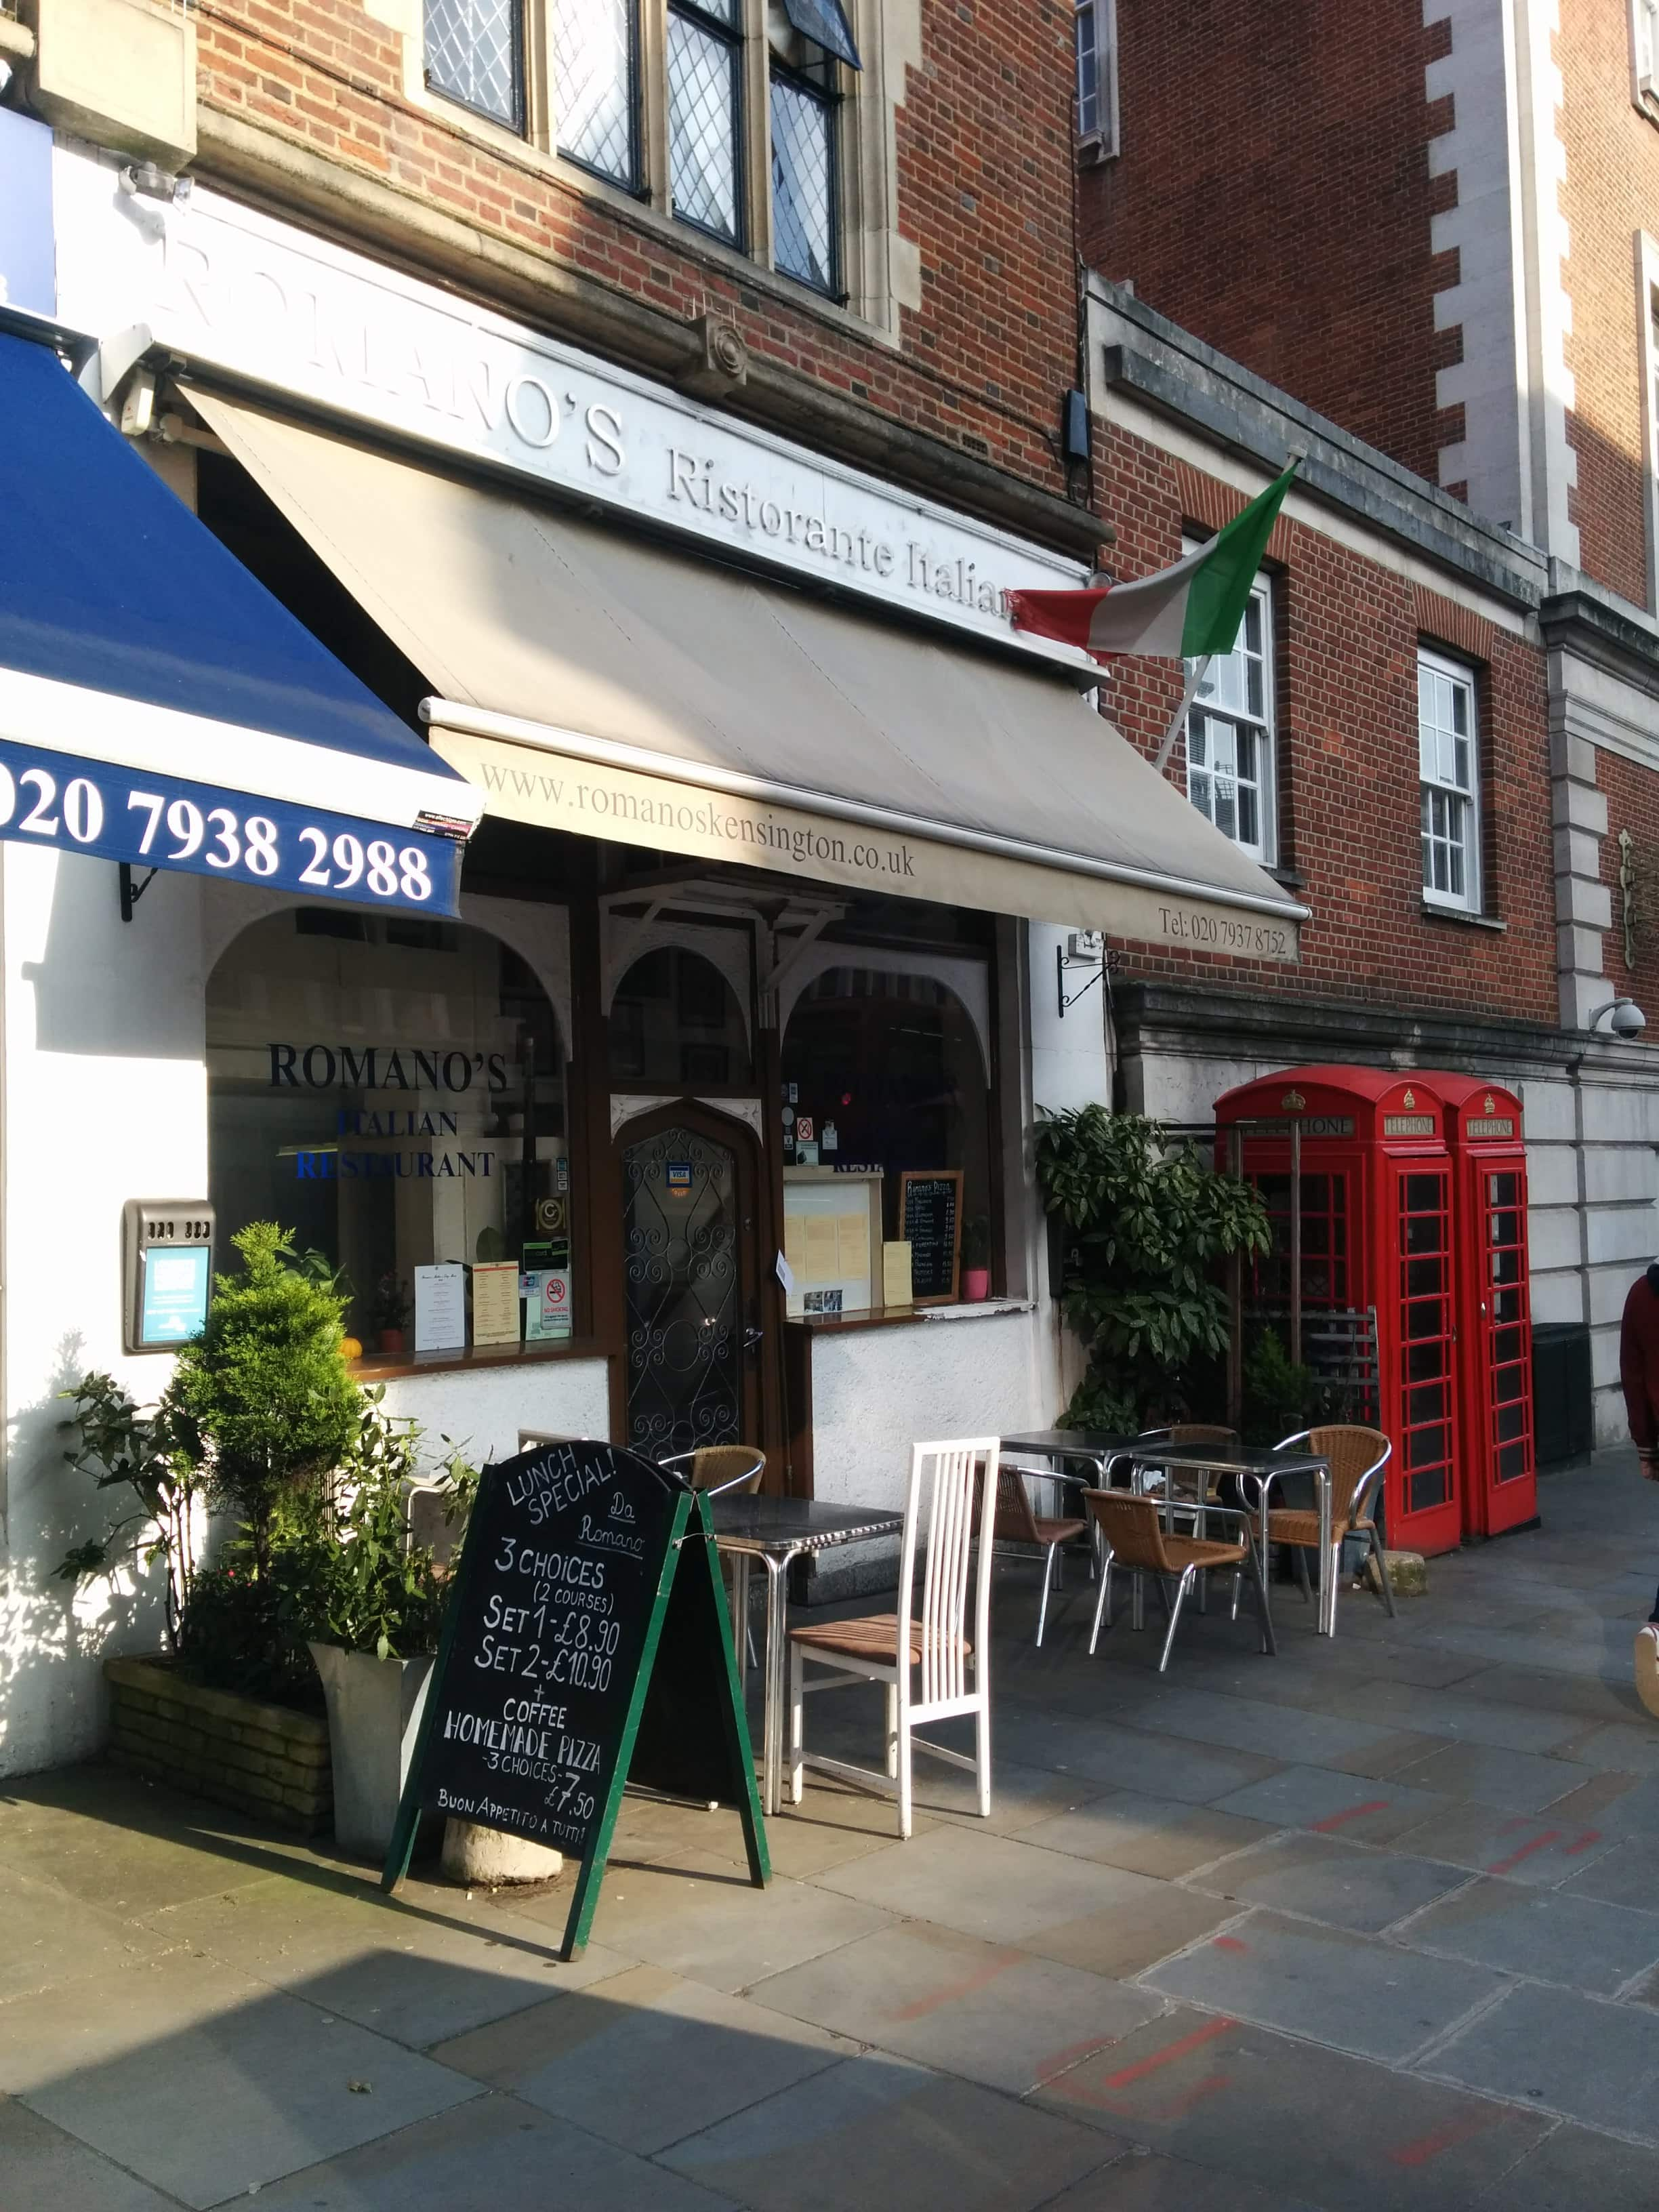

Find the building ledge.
xmin=1420 ymin=904 xmax=1507 ymax=932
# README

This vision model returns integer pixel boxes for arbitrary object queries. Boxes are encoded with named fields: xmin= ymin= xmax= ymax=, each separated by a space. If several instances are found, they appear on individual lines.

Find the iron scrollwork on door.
xmin=621 ymin=1124 xmax=740 ymax=1456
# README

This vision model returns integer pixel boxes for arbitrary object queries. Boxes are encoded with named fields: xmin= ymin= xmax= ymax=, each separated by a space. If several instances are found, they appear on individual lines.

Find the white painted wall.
xmin=378 ymin=1357 xmax=611 ymax=1474
xmin=0 ymin=846 xmax=210 ymax=1778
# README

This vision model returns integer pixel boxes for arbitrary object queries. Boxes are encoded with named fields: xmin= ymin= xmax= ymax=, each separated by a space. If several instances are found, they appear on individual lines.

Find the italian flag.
xmin=1008 ymin=462 xmax=1298 ymax=663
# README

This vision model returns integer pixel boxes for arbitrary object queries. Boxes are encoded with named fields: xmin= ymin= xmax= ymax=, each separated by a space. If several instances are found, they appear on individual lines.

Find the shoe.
xmin=1638 ymin=1625 xmax=1659 ymax=1723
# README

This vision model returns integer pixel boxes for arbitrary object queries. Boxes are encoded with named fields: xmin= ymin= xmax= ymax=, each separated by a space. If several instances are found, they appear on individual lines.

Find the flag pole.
xmin=1152 ymin=655 xmax=1212 ymax=775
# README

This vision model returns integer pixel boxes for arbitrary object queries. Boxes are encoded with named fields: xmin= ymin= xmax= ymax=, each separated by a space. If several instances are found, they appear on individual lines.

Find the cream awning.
xmin=194 ymin=392 xmax=1305 ymax=962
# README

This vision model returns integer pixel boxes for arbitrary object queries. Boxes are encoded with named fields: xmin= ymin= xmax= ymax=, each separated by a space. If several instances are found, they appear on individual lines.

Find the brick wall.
xmin=190 ymin=0 xmax=1082 ymax=506
xmin=1557 ymin=0 xmax=1657 ymax=608
xmin=1092 ymin=420 xmax=1558 ymax=1021
xmin=1079 ymin=0 xmax=1446 ymax=484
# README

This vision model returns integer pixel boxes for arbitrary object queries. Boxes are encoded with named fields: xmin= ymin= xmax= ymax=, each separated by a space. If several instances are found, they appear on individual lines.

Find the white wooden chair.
xmin=787 ymin=1437 xmax=998 ymax=1839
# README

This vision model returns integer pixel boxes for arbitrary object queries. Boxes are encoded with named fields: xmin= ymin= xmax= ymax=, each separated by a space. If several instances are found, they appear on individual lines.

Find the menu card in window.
xmin=899 ymin=1170 xmax=962 ymax=1303
xmin=414 ymin=1263 xmax=467 ymax=1353
xmin=470 ymin=1261 xmax=520 ymax=1347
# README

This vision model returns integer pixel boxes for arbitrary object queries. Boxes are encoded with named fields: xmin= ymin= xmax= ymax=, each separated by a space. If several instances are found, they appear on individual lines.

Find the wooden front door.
xmin=614 ymin=1103 xmax=764 ymax=1458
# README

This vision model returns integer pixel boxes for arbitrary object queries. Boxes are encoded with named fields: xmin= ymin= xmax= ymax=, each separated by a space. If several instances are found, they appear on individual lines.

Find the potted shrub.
xmin=371 ymin=1272 xmax=412 ymax=1359
xmin=64 ymin=1223 xmax=361 ymax=1831
xmin=960 ymin=1214 xmax=992 ymax=1302
xmin=295 ymin=1392 xmax=475 ymax=1858
xmin=1035 ymin=1106 xmax=1270 ymax=1429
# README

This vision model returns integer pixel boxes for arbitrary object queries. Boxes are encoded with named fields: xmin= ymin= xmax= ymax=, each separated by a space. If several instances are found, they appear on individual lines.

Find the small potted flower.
xmin=960 ymin=1214 xmax=992 ymax=1302
xmin=371 ymin=1273 xmax=412 ymax=1359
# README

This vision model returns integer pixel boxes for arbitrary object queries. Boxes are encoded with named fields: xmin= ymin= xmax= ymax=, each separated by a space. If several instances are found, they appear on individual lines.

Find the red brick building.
xmin=1073 ymin=0 xmax=1659 ymax=1439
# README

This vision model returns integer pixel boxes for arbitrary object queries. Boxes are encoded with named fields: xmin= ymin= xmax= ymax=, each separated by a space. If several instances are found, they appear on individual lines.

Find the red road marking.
xmin=1486 ymin=1830 xmax=1561 ymax=1875
xmin=1212 ymin=1936 xmax=1249 ymax=1952
xmin=1309 ymin=1800 xmax=1390 ymax=1832
xmin=1033 ymin=2030 xmax=1126 ymax=2086
xmin=1097 ymin=2015 xmax=1237 ymax=2089
xmin=890 ymin=1950 xmax=1022 ymax=2022
xmin=1563 ymin=1829 xmax=1603 ymax=1856
xmin=1388 ymin=2110 xmax=1498 ymax=2167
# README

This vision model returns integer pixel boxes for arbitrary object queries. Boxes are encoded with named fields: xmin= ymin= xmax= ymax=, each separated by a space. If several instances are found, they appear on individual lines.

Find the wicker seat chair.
xmin=986 ymin=1461 xmax=1088 ymax=1647
xmin=1233 ymin=1425 xmax=1395 ymax=1637
xmin=1082 ymin=1488 xmax=1275 ymax=1673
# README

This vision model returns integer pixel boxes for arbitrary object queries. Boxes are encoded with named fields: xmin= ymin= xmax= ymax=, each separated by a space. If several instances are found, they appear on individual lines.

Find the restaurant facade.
xmin=0 ymin=43 xmax=1306 ymax=1771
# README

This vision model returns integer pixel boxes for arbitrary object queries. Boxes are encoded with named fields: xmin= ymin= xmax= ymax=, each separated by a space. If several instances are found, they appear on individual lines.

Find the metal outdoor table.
xmin=710 ymin=1497 xmax=905 ymax=1817
xmin=1000 ymin=1431 xmax=1141 ymax=1483
xmin=1131 ymin=1441 xmax=1335 ymax=1640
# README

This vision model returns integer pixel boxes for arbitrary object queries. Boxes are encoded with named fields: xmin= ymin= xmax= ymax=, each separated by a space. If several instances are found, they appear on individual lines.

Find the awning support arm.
xmin=118 ymin=862 xmax=159 ymax=923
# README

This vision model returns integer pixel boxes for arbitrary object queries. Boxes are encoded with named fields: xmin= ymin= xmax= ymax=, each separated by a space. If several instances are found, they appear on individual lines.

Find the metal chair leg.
xmin=1131 ymin=1570 xmax=1146 ymax=1632
xmin=1245 ymin=1536 xmax=1277 ymax=1657
xmin=1036 ymin=1544 xmax=1058 ymax=1647
xmin=1294 ymin=1545 xmax=1313 ymax=1603
xmin=1368 ymin=1523 xmax=1397 ymax=1618
xmin=1088 ymin=1547 xmax=1116 ymax=1654
xmin=1158 ymin=1565 xmax=1195 ymax=1672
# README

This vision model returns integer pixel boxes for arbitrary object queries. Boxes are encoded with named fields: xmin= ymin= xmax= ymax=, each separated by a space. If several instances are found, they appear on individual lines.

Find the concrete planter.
xmin=441 ymin=1818 xmax=563 ymax=1886
xmin=308 ymin=1643 xmax=434 ymax=1860
xmin=104 ymin=1655 xmax=332 ymax=1832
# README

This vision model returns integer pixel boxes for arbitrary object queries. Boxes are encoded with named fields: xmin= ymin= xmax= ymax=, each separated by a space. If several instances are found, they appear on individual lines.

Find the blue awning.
xmin=0 ymin=329 xmax=480 ymax=914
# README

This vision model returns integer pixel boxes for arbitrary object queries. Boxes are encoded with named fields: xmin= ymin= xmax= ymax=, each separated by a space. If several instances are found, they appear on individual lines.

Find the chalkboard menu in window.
xmin=899 ymin=1170 xmax=963 ymax=1304
xmin=383 ymin=1439 xmax=767 ymax=1957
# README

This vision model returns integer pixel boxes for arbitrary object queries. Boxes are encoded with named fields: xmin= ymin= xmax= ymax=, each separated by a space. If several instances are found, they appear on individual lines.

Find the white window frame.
xmin=1075 ymin=0 xmax=1118 ymax=159
xmin=1418 ymin=645 xmax=1483 ymax=914
xmin=1633 ymin=0 xmax=1659 ymax=115
xmin=1183 ymin=561 xmax=1276 ymax=866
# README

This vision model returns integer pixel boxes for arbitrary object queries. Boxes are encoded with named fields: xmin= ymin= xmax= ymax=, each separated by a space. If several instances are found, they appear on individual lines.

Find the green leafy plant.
xmin=1035 ymin=1105 xmax=1270 ymax=1430
xmin=961 ymin=1214 xmax=991 ymax=1270
xmin=1242 ymin=1325 xmax=1321 ymax=1445
xmin=370 ymin=1273 xmax=412 ymax=1336
xmin=58 ymin=1373 xmax=202 ymax=1652
xmin=166 ymin=1222 xmax=361 ymax=1585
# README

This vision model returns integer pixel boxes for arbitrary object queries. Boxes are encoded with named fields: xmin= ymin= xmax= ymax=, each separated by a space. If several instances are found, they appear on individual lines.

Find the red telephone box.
xmin=1429 ymin=1074 xmax=1536 ymax=1539
xmin=1215 ymin=1067 xmax=1463 ymax=1557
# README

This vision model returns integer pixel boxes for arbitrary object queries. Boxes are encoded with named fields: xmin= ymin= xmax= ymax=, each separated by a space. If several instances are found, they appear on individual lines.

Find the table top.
xmin=709 ymin=1496 xmax=905 ymax=1557
xmin=1002 ymin=1430 xmax=1141 ymax=1462
xmin=1145 ymin=1441 xmax=1330 ymax=1478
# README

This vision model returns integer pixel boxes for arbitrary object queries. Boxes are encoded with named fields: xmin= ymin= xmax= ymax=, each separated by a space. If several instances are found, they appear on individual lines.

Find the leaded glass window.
xmin=553 ymin=0 xmax=637 ymax=186
xmin=771 ymin=70 xmax=836 ymax=292
xmin=669 ymin=0 xmax=743 ymax=245
xmin=426 ymin=0 xmax=524 ymax=130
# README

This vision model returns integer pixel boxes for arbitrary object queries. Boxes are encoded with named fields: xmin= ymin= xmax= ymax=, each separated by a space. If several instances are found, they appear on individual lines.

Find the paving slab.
xmin=0 ymin=1950 xmax=476 ymax=2208
xmin=1212 ymin=1764 xmax=1450 ymax=1841
xmin=1473 ymin=2121 xmax=1659 ymax=2211
xmin=1391 ymin=1742 xmax=1593 ymax=1814
xmin=1018 ymin=1789 xmax=1277 ymax=1879
xmin=1551 ymin=1721 xmax=1659 ymax=1774
xmin=515 ymin=1849 xmax=893 ymax=1993
xmin=1185 ymin=1830 xmax=1472 ymax=1933
xmin=1036 ymin=2006 xmax=1552 ymax=2212
xmin=1562 ymin=1837 xmax=1659 ymax=1910
xmin=812 ymin=1822 xmax=1166 ymax=1946
xmin=1388 ymin=1803 xmax=1618 ymax=1885
xmin=1324 ymin=1681 xmax=1593 ymax=1755
xmin=1040 ymin=2146 xmax=1319 ymax=2211
xmin=0 ymin=2097 xmax=178 ymax=2212
xmin=1426 ymin=1981 xmax=1659 ymax=2142
xmin=988 ymin=1708 xmax=1284 ymax=1802
xmin=430 ymin=1963 xmax=849 ymax=2154
xmin=239 ymin=2088 xmax=741 ymax=2210
xmin=660 ymin=2050 xmax=1113 ymax=2211
xmin=146 ymin=1872 xmax=621 ymax=2047
xmin=1020 ymin=1885 xmax=1244 ymax=1980
xmin=0 ymin=1859 xmax=169 ymax=2005
xmin=1143 ymin=1910 xmax=1506 ymax=2062
xmin=1119 ymin=1684 xmax=1414 ymax=1771
xmin=746 ymin=1920 xmax=1163 ymax=2093
xmin=1400 ymin=1876 xmax=1659 ymax=1995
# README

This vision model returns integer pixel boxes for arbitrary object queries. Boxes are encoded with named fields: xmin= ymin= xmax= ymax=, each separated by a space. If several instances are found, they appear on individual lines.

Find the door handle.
xmin=743 ymin=1325 xmax=763 ymax=1351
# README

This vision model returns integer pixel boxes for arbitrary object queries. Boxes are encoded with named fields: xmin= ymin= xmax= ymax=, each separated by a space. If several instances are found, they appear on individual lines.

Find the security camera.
xmin=1611 ymin=999 xmax=1647 ymax=1038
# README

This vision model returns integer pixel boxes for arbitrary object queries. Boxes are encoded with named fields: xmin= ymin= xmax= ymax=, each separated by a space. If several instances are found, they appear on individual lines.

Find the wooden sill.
xmin=350 ymin=1337 xmax=610 ymax=1383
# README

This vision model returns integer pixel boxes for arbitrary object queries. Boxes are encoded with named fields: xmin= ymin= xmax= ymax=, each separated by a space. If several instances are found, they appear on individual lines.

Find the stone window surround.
xmin=363 ymin=0 xmax=922 ymax=340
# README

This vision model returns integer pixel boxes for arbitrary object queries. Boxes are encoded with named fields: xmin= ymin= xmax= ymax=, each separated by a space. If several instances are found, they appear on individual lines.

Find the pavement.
xmin=7 ymin=1450 xmax=1659 ymax=2210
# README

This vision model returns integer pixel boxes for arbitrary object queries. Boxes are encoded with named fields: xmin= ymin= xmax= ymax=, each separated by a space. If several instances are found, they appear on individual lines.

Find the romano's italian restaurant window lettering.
xmin=207 ymin=910 xmax=568 ymax=1353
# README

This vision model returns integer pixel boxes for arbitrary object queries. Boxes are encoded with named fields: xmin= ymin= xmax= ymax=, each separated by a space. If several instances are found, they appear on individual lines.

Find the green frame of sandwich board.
xmin=382 ymin=1481 xmax=769 ymax=1961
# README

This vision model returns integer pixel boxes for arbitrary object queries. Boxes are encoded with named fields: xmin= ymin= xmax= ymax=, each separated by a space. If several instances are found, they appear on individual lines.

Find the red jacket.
xmin=1620 ymin=1265 xmax=1659 ymax=1449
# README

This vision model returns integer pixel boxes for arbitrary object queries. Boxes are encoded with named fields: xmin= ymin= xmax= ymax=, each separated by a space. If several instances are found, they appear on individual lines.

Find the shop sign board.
xmin=50 ymin=148 xmax=1088 ymax=665
xmin=383 ymin=1439 xmax=767 ymax=1959
xmin=0 ymin=110 xmax=54 ymax=317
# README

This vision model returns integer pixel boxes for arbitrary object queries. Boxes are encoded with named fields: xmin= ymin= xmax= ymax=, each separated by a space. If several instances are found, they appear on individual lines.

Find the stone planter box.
xmin=104 ymin=1655 xmax=332 ymax=1833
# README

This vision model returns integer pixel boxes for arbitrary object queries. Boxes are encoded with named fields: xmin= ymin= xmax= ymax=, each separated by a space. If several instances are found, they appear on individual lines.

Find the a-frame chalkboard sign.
xmin=382 ymin=1439 xmax=769 ymax=1959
